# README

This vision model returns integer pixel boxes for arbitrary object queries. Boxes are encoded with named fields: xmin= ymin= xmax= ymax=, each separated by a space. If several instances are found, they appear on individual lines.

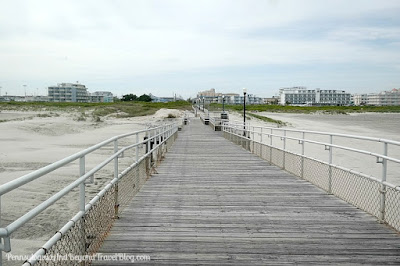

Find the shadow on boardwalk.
xmin=94 ymin=118 xmax=400 ymax=265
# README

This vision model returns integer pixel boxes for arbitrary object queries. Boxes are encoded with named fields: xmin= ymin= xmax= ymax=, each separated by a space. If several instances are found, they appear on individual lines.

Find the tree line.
xmin=121 ymin=94 xmax=152 ymax=102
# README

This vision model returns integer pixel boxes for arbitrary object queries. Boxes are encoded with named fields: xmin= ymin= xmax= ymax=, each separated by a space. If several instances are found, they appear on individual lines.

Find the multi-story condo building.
xmin=91 ymin=91 xmax=114 ymax=103
xmin=352 ymin=94 xmax=369 ymax=106
xmin=279 ymin=87 xmax=351 ymax=106
xmin=48 ymin=83 xmax=89 ymax=102
xmin=48 ymin=83 xmax=114 ymax=103
xmin=219 ymin=94 xmax=262 ymax=105
xmin=197 ymin=88 xmax=222 ymax=98
xmin=367 ymin=89 xmax=400 ymax=106
xmin=197 ymin=89 xmax=263 ymax=105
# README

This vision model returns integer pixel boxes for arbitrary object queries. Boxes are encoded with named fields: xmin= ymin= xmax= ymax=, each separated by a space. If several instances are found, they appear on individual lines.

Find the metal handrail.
xmin=0 ymin=125 xmax=168 ymax=196
xmin=222 ymin=122 xmax=400 ymax=186
xmin=230 ymin=127 xmax=400 ymax=165
xmin=22 ymin=128 xmax=175 ymax=266
xmin=226 ymin=122 xmax=400 ymax=146
xmin=222 ymin=121 xmax=400 ymax=231
xmin=0 ymin=123 xmax=178 ymax=264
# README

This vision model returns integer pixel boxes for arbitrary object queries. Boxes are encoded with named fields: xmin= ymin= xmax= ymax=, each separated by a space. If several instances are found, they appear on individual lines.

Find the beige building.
xmin=197 ymin=88 xmax=222 ymax=97
xmin=367 ymin=89 xmax=400 ymax=106
xmin=352 ymin=94 xmax=368 ymax=106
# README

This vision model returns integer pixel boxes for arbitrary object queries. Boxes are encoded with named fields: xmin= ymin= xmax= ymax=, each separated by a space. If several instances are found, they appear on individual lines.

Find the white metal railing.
xmin=223 ymin=122 xmax=400 ymax=231
xmin=0 ymin=123 xmax=178 ymax=265
xmin=200 ymin=111 xmax=209 ymax=124
xmin=198 ymin=109 xmax=230 ymax=130
xmin=209 ymin=116 xmax=229 ymax=131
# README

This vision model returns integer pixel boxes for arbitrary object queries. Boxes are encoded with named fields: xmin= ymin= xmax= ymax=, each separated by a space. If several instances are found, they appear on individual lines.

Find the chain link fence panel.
xmin=270 ymin=147 xmax=284 ymax=168
xmin=386 ymin=187 xmax=400 ymax=231
xmin=284 ymin=151 xmax=302 ymax=177
xmin=35 ymin=219 xmax=85 ymax=266
xmin=223 ymin=130 xmax=399 ymax=232
xmin=331 ymin=166 xmax=381 ymax=218
xmin=302 ymin=157 xmax=330 ymax=191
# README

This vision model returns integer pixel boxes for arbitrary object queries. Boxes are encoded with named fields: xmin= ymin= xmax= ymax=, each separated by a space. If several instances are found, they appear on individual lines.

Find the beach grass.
xmin=0 ymin=101 xmax=192 ymax=117
xmin=246 ymin=113 xmax=287 ymax=126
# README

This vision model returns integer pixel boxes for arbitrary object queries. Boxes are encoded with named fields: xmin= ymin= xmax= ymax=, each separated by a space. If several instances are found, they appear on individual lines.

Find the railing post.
xmin=79 ymin=157 xmax=86 ymax=212
xmin=79 ymin=156 xmax=86 ymax=260
xmin=301 ymin=132 xmax=305 ymax=178
xmin=147 ymin=130 xmax=152 ymax=172
xmin=328 ymin=135 xmax=333 ymax=194
xmin=270 ymin=129 xmax=273 ymax=162
xmin=282 ymin=130 xmax=286 ymax=169
xmin=252 ymin=126 xmax=255 ymax=153
xmin=379 ymin=142 xmax=388 ymax=222
xmin=114 ymin=140 xmax=119 ymax=219
xmin=136 ymin=133 xmax=139 ymax=162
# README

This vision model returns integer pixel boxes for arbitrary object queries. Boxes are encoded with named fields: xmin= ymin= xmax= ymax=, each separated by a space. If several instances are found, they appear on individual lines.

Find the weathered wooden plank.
xmin=93 ymin=118 xmax=400 ymax=265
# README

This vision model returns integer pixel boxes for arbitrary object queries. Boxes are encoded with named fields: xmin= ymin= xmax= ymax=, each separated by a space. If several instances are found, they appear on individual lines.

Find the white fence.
xmin=223 ymin=122 xmax=400 ymax=232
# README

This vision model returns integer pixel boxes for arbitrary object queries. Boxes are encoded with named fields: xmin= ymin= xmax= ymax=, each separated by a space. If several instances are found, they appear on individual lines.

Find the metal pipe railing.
xmin=222 ymin=122 xmax=400 ymax=229
xmin=0 ymin=123 xmax=178 ymax=265
xmin=227 ymin=122 xmax=400 ymax=147
xmin=23 ymin=127 xmax=176 ymax=266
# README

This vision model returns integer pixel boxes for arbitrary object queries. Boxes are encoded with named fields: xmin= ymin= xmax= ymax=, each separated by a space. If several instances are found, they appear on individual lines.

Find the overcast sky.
xmin=1 ymin=0 xmax=400 ymax=98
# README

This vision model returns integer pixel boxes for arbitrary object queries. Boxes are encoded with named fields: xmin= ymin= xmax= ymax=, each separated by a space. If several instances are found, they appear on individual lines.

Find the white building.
xmin=279 ymin=87 xmax=351 ymax=106
xmin=48 ymin=83 xmax=89 ymax=102
xmin=48 ymin=83 xmax=114 ymax=103
xmin=91 ymin=91 xmax=114 ymax=103
xmin=367 ymin=89 xmax=400 ymax=106
xmin=352 ymin=94 xmax=368 ymax=106
xmin=197 ymin=89 xmax=263 ymax=105
xmin=219 ymin=94 xmax=262 ymax=105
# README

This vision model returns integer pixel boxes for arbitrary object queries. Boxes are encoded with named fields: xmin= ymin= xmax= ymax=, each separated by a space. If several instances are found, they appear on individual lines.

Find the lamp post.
xmin=243 ymin=88 xmax=247 ymax=136
xmin=202 ymin=98 xmax=205 ymax=112
xmin=222 ymin=95 xmax=225 ymax=113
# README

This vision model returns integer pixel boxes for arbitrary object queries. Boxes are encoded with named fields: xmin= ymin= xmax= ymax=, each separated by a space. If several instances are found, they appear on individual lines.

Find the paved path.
xmin=94 ymin=118 xmax=400 ymax=265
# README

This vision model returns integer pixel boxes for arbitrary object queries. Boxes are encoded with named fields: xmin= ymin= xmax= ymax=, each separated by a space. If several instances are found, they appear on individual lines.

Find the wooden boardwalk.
xmin=94 ymin=118 xmax=400 ymax=265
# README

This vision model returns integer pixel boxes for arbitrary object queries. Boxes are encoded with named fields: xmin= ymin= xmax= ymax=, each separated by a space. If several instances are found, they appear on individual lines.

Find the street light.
xmin=222 ymin=95 xmax=225 ymax=113
xmin=202 ymin=98 xmax=205 ymax=112
xmin=243 ymin=88 xmax=247 ymax=136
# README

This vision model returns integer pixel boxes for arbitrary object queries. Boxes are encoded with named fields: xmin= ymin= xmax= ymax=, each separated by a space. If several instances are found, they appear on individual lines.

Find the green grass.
xmin=91 ymin=101 xmax=191 ymax=117
xmin=247 ymin=113 xmax=287 ymax=126
xmin=209 ymin=103 xmax=400 ymax=114
xmin=0 ymin=101 xmax=192 ymax=118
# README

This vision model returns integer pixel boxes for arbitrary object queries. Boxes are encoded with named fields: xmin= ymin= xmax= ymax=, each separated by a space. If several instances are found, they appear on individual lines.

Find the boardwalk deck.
xmin=94 ymin=118 xmax=400 ymax=265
